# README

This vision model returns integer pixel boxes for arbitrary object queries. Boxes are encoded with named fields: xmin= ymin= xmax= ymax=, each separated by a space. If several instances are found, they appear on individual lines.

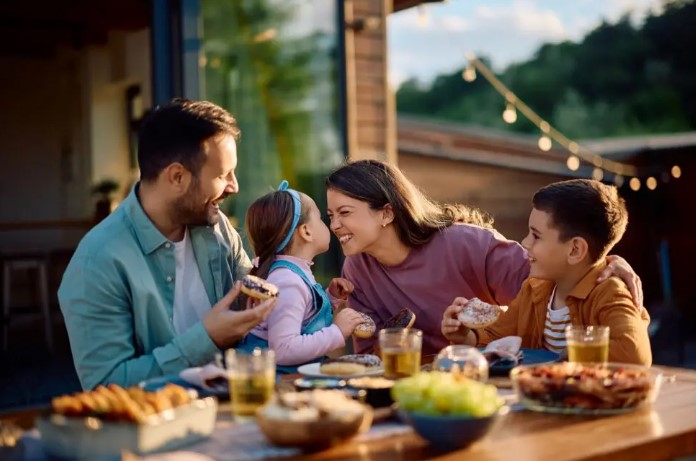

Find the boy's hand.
xmin=599 ymin=255 xmax=643 ymax=308
xmin=441 ymin=297 xmax=475 ymax=344
xmin=204 ymin=282 xmax=277 ymax=348
xmin=334 ymin=307 xmax=364 ymax=339
xmin=328 ymin=277 xmax=354 ymax=299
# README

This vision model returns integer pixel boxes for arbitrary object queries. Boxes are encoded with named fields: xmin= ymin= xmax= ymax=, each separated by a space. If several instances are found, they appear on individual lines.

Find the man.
xmin=59 ymin=99 xmax=276 ymax=390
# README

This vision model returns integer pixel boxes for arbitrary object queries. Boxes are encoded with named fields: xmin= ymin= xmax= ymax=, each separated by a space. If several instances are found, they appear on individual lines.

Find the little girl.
xmin=237 ymin=181 xmax=364 ymax=373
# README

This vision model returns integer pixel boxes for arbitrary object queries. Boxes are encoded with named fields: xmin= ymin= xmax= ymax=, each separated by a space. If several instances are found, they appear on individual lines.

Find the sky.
xmin=388 ymin=0 xmax=663 ymax=88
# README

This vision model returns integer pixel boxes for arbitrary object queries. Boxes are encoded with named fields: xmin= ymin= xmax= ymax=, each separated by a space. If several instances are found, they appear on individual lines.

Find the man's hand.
xmin=203 ymin=282 xmax=277 ymax=349
xmin=441 ymin=297 xmax=476 ymax=345
xmin=599 ymin=255 xmax=643 ymax=308
xmin=328 ymin=277 xmax=354 ymax=299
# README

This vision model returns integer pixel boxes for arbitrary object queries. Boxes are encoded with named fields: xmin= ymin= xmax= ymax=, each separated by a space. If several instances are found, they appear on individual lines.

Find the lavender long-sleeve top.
xmin=248 ymin=256 xmax=345 ymax=366
xmin=343 ymin=224 xmax=530 ymax=356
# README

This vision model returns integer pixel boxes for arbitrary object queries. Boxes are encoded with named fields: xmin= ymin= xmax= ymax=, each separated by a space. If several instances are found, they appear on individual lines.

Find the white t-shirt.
xmin=542 ymin=286 xmax=570 ymax=357
xmin=172 ymin=229 xmax=212 ymax=334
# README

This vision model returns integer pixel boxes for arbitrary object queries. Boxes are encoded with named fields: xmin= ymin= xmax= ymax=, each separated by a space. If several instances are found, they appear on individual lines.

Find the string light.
xmin=567 ymin=155 xmax=580 ymax=171
xmin=417 ymin=5 xmax=429 ymax=26
xmin=538 ymin=135 xmax=552 ymax=151
xmin=592 ymin=168 xmax=604 ymax=181
xmin=502 ymin=103 xmax=517 ymax=123
xmin=461 ymin=52 xmax=680 ymax=189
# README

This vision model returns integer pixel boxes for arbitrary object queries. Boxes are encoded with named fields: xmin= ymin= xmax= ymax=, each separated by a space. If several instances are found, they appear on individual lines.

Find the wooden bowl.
xmin=256 ymin=403 xmax=373 ymax=448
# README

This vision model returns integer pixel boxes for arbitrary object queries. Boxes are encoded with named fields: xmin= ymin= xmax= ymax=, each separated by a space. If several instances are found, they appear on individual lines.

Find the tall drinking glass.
xmin=379 ymin=328 xmax=422 ymax=379
xmin=224 ymin=348 xmax=275 ymax=419
xmin=565 ymin=326 xmax=609 ymax=363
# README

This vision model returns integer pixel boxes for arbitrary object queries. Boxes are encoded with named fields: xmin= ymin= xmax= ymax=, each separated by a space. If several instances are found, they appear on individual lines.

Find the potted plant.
xmin=92 ymin=178 xmax=120 ymax=222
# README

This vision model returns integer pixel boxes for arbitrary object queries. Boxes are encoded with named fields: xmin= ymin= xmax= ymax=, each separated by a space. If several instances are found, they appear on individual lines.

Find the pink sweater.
xmin=248 ymin=256 xmax=345 ymax=365
xmin=343 ymin=224 xmax=529 ymax=356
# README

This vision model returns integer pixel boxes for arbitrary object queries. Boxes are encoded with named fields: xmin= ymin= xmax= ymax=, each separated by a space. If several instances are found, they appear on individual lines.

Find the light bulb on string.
xmin=592 ymin=155 xmax=603 ymax=168
xmin=502 ymin=103 xmax=517 ymax=123
xmin=614 ymin=175 xmax=624 ymax=187
xmin=538 ymin=135 xmax=552 ymax=151
xmin=629 ymin=178 xmax=641 ymax=191
xmin=462 ymin=66 xmax=476 ymax=82
xmin=647 ymin=177 xmax=657 ymax=190
xmin=566 ymin=155 xmax=580 ymax=171
xmin=568 ymin=141 xmax=579 ymax=154
xmin=592 ymin=168 xmax=604 ymax=181
xmin=672 ymin=165 xmax=682 ymax=179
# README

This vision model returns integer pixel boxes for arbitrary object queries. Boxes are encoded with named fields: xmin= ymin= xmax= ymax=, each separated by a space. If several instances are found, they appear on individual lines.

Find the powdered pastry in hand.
xmin=353 ymin=312 xmax=376 ymax=338
xmin=458 ymin=298 xmax=508 ymax=329
xmin=241 ymin=275 xmax=279 ymax=300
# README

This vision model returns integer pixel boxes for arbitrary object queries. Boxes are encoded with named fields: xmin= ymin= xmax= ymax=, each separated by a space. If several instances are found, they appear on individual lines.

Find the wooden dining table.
xmin=2 ymin=365 xmax=696 ymax=461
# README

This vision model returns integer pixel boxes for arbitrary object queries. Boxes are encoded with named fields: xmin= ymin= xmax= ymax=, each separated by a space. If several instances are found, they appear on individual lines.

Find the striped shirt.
xmin=543 ymin=286 xmax=570 ymax=356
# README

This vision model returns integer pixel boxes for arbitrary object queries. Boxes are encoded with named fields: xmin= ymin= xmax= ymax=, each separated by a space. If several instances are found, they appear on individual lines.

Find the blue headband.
xmin=275 ymin=180 xmax=302 ymax=253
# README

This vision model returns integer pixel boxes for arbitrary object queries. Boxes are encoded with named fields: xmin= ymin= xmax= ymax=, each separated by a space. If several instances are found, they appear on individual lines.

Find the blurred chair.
xmin=1 ymin=250 xmax=53 ymax=352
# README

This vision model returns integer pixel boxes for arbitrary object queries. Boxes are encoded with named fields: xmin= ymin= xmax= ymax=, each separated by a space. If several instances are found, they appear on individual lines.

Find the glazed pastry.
xmin=383 ymin=308 xmax=416 ymax=329
xmin=319 ymin=354 xmax=382 ymax=376
xmin=241 ymin=275 xmax=279 ymax=300
xmin=458 ymin=298 xmax=508 ymax=328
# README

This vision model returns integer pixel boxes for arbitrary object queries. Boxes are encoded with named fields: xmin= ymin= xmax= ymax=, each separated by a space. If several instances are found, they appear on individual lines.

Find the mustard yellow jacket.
xmin=477 ymin=262 xmax=652 ymax=366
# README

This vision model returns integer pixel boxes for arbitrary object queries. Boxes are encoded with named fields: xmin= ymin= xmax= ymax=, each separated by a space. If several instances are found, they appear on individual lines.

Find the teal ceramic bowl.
xmin=398 ymin=406 xmax=508 ymax=451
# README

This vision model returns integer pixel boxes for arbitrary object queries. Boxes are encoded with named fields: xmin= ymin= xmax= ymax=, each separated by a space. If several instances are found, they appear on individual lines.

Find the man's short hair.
xmin=137 ymin=98 xmax=240 ymax=181
xmin=533 ymin=179 xmax=628 ymax=263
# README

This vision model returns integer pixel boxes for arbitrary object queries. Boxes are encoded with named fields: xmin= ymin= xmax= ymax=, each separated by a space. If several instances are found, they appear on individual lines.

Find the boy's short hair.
xmin=532 ymin=179 xmax=628 ymax=263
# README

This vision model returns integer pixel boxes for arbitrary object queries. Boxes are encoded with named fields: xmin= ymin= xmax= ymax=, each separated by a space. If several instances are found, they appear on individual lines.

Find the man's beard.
xmin=173 ymin=179 xmax=220 ymax=227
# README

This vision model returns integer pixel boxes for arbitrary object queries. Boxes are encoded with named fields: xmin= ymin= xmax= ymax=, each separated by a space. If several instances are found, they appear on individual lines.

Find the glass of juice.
xmin=379 ymin=328 xmax=422 ymax=379
xmin=224 ymin=348 xmax=275 ymax=419
xmin=565 ymin=325 xmax=610 ymax=363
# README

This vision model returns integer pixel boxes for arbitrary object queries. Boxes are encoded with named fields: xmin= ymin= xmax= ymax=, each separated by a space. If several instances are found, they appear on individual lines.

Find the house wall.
xmin=344 ymin=0 xmax=396 ymax=163
xmin=399 ymin=152 xmax=566 ymax=241
xmin=0 ymin=29 xmax=151 ymax=250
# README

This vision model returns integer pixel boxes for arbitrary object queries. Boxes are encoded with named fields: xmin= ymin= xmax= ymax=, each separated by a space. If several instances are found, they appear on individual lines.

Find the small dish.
xmin=346 ymin=377 xmax=395 ymax=408
xmin=297 ymin=362 xmax=384 ymax=379
xmin=293 ymin=378 xmax=347 ymax=391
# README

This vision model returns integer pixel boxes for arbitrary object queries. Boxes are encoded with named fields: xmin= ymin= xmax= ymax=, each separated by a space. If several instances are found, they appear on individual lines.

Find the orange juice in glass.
xmin=565 ymin=326 xmax=609 ymax=363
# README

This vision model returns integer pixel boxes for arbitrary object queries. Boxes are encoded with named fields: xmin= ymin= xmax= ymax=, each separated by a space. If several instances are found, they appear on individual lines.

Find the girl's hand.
xmin=334 ymin=307 xmax=364 ymax=339
xmin=599 ymin=255 xmax=643 ymax=308
xmin=441 ymin=297 xmax=473 ymax=344
xmin=328 ymin=277 xmax=354 ymax=299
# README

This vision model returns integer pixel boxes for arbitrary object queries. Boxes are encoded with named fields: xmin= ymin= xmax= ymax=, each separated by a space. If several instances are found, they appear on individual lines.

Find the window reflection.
xmin=200 ymin=0 xmax=345 ymax=282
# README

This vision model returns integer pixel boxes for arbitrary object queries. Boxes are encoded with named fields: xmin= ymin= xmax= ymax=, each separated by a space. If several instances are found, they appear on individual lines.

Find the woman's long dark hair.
xmin=245 ymin=190 xmax=310 ymax=279
xmin=325 ymin=160 xmax=493 ymax=247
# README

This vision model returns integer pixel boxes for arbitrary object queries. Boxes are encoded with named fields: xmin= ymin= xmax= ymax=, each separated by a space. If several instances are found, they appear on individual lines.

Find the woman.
xmin=325 ymin=160 xmax=642 ymax=356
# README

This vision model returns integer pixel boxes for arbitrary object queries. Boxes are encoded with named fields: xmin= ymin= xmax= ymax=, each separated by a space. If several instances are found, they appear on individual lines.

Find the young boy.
xmin=441 ymin=179 xmax=651 ymax=365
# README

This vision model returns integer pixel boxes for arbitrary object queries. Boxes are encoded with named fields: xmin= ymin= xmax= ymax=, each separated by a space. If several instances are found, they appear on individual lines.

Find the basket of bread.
xmin=37 ymin=383 xmax=217 ymax=458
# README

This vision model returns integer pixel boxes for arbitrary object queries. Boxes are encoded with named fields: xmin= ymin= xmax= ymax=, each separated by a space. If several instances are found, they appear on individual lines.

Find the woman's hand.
xmin=328 ymin=277 xmax=354 ymax=299
xmin=599 ymin=255 xmax=643 ymax=307
xmin=441 ymin=297 xmax=476 ymax=345
xmin=334 ymin=307 xmax=364 ymax=339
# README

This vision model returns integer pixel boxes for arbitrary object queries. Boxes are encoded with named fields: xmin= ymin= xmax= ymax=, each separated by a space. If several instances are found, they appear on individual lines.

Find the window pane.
xmin=200 ymin=0 xmax=345 ymax=282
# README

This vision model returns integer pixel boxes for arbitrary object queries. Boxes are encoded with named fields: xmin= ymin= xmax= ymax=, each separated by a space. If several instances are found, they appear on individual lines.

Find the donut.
xmin=319 ymin=354 xmax=382 ymax=376
xmin=353 ymin=312 xmax=376 ymax=338
xmin=457 ymin=298 xmax=508 ymax=329
xmin=240 ymin=275 xmax=279 ymax=300
xmin=383 ymin=308 xmax=416 ymax=329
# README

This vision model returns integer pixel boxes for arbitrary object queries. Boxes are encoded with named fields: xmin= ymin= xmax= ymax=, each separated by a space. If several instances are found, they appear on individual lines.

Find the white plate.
xmin=297 ymin=363 xmax=384 ymax=379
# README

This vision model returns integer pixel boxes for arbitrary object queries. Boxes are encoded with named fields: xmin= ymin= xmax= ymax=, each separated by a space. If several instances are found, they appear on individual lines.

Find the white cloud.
xmin=388 ymin=0 xmax=663 ymax=87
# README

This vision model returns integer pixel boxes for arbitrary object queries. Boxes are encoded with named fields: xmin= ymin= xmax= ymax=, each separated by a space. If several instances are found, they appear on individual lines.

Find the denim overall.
xmin=237 ymin=260 xmax=334 ymax=374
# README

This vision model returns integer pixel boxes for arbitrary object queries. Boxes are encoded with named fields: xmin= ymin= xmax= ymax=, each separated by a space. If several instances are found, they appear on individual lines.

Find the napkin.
xmin=179 ymin=364 xmax=228 ymax=393
xmin=482 ymin=336 xmax=523 ymax=366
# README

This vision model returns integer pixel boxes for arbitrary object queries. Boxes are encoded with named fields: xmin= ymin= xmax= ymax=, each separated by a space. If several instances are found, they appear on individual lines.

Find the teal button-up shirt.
xmin=58 ymin=185 xmax=252 ymax=390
